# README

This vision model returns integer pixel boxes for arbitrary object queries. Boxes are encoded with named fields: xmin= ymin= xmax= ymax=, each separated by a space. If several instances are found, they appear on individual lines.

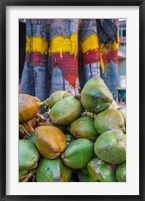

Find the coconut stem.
xmin=23 ymin=122 xmax=34 ymax=134
xmin=40 ymin=99 xmax=49 ymax=108
xmin=21 ymin=170 xmax=36 ymax=182
xmin=36 ymin=113 xmax=46 ymax=122
xmin=19 ymin=125 xmax=28 ymax=136
xmin=81 ymin=110 xmax=96 ymax=119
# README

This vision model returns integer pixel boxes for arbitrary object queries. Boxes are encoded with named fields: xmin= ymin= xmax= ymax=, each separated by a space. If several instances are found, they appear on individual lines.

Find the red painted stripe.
xmin=102 ymin=49 xmax=118 ymax=65
xmin=83 ymin=49 xmax=99 ymax=64
xmin=51 ymin=52 xmax=78 ymax=87
xmin=25 ymin=52 xmax=47 ymax=65
xmin=32 ymin=52 xmax=42 ymax=65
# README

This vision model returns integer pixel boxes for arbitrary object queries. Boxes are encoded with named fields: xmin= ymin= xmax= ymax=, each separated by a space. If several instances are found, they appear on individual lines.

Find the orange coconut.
xmin=19 ymin=94 xmax=41 ymax=123
xmin=35 ymin=126 xmax=66 ymax=159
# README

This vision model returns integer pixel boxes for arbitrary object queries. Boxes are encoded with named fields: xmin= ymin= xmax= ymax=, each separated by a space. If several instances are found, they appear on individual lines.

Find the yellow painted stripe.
xmin=81 ymin=34 xmax=99 ymax=53
xmin=26 ymin=36 xmax=48 ymax=54
xmin=49 ymin=33 xmax=78 ymax=57
xmin=99 ymin=34 xmax=120 ymax=51
xmin=70 ymin=33 xmax=78 ymax=57
xmin=26 ymin=37 xmax=32 ymax=52
xmin=99 ymin=51 xmax=105 ymax=73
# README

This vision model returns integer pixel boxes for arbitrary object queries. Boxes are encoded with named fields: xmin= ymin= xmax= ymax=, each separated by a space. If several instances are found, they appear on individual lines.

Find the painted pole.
xmin=80 ymin=19 xmax=100 ymax=82
xmin=20 ymin=19 xmax=49 ymax=101
xmin=30 ymin=19 xmax=49 ymax=102
xmin=20 ymin=20 xmax=35 ymax=96
xmin=98 ymin=19 xmax=119 ymax=100
xmin=48 ymin=19 xmax=79 ymax=95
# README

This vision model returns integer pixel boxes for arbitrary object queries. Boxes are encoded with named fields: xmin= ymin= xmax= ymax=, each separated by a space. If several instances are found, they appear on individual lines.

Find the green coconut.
xmin=19 ymin=170 xmax=29 ymax=178
xmin=87 ymin=158 xmax=116 ymax=182
xmin=61 ymin=139 xmax=94 ymax=169
xmin=69 ymin=116 xmax=98 ymax=141
xmin=19 ymin=139 xmax=39 ymax=177
xmin=65 ymin=134 xmax=75 ymax=146
xmin=116 ymin=162 xmax=126 ymax=182
xmin=119 ymin=109 xmax=126 ymax=128
xmin=36 ymin=158 xmax=72 ymax=182
xmin=27 ymin=133 xmax=35 ymax=145
xmin=109 ymin=100 xmax=120 ymax=110
xmin=41 ymin=90 xmax=71 ymax=108
xmin=49 ymin=96 xmax=82 ymax=125
xmin=94 ymin=129 xmax=126 ymax=164
xmin=81 ymin=77 xmax=113 ymax=113
xmin=94 ymin=107 xmax=125 ymax=134
xmin=78 ymin=167 xmax=94 ymax=182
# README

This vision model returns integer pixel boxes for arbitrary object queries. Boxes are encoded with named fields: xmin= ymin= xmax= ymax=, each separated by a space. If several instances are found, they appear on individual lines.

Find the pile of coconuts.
xmin=19 ymin=77 xmax=126 ymax=182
